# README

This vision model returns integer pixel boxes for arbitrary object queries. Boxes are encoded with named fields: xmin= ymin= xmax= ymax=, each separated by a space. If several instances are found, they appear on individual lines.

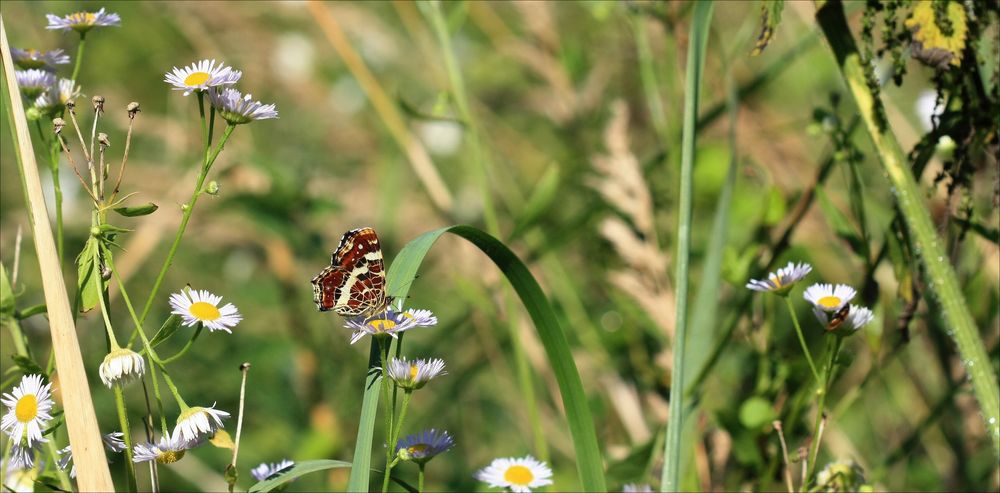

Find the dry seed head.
xmin=98 ymin=133 xmax=111 ymax=147
xmin=53 ymin=118 xmax=66 ymax=134
xmin=92 ymin=95 xmax=105 ymax=112
xmin=65 ymin=99 xmax=76 ymax=111
xmin=127 ymin=101 xmax=140 ymax=117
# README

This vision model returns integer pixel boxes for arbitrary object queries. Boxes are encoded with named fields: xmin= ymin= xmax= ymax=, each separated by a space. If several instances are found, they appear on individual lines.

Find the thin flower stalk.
xmin=806 ymin=335 xmax=843 ymax=483
xmin=783 ymin=297 xmax=821 ymax=383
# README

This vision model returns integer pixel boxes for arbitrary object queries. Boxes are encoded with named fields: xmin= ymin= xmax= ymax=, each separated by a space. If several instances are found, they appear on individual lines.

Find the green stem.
xmin=44 ymin=439 xmax=73 ymax=491
xmin=70 ymin=32 xmax=86 ymax=84
xmin=417 ymin=463 xmax=425 ymax=493
xmin=380 ymin=341 xmax=396 ymax=493
xmin=383 ymin=390 xmax=412 ymax=493
xmin=114 ymin=385 xmax=139 ymax=492
xmin=134 ymin=124 xmax=236 ymax=334
xmin=816 ymin=0 xmax=1000 ymax=455
xmin=805 ymin=335 xmax=842 ymax=487
xmin=92 ymin=239 xmax=120 ymax=349
xmin=784 ymin=297 xmax=822 ymax=382
xmin=34 ymin=119 xmax=63 ymax=262
xmin=155 ymin=323 xmax=204 ymax=364
xmin=662 ymin=2 xmax=713 ymax=491
xmin=157 ymin=365 xmax=188 ymax=411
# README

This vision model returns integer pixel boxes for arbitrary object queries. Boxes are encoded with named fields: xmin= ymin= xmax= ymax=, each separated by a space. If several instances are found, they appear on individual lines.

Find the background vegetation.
xmin=1 ymin=1 xmax=998 ymax=491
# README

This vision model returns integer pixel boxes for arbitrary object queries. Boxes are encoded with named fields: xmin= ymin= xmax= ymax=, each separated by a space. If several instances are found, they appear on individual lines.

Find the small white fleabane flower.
xmin=174 ymin=404 xmax=230 ymax=442
xmin=475 ymin=456 xmax=554 ymax=493
xmin=34 ymin=78 xmax=81 ymax=114
xmin=395 ymin=429 xmax=454 ymax=464
xmin=746 ymin=262 xmax=812 ymax=295
xmin=169 ymin=289 xmax=242 ymax=333
xmin=208 ymin=87 xmax=278 ymax=125
xmin=250 ymin=459 xmax=295 ymax=481
xmin=386 ymin=357 xmax=447 ymax=390
xmin=344 ymin=307 xmax=437 ymax=344
xmin=803 ymin=283 xmax=857 ymax=312
xmin=11 ymin=48 xmax=70 ymax=71
xmin=46 ymin=8 xmax=121 ymax=33
xmin=812 ymin=304 xmax=874 ymax=336
xmin=623 ymin=484 xmax=654 ymax=493
xmin=15 ymin=69 xmax=56 ymax=99
xmin=133 ymin=430 xmax=191 ymax=464
xmin=8 ymin=441 xmax=43 ymax=470
xmin=99 ymin=347 xmax=145 ymax=388
xmin=55 ymin=431 xmax=125 ymax=478
xmin=845 ymin=305 xmax=874 ymax=330
xmin=164 ymin=59 xmax=242 ymax=96
xmin=1 ymin=374 xmax=55 ymax=448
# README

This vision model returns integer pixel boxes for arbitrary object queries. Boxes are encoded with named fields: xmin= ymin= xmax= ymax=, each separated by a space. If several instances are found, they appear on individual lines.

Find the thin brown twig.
xmin=56 ymin=134 xmax=101 ymax=204
xmin=773 ymin=420 xmax=795 ymax=493
xmin=112 ymin=107 xmax=138 ymax=202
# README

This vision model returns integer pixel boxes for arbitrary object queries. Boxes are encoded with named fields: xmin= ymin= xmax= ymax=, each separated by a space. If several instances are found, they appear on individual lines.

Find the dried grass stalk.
xmin=0 ymin=17 xmax=114 ymax=492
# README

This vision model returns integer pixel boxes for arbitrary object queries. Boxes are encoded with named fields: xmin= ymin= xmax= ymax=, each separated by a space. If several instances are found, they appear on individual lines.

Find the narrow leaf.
xmin=76 ymin=237 xmax=99 ymax=312
xmin=113 ymin=202 xmax=159 ymax=217
xmin=0 ymin=264 xmax=13 ymax=320
xmin=149 ymin=315 xmax=183 ymax=347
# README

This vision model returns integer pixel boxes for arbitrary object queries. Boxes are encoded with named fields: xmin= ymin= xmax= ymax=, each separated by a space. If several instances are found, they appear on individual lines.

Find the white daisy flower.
xmin=344 ymin=307 xmax=437 ymax=345
xmin=169 ymin=289 xmax=242 ymax=333
xmin=99 ymin=347 xmax=145 ymax=388
xmin=34 ymin=78 xmax=81 ymax=114
xmin=15 ymin=70 xmax=56 ymax=99
xmin=11 ymin=48 xmax=70 ymax=71
xmin=475 ymin=455 xmax=553 ymax=493
xmin=395 ymin=429 xmax=454 ymax=464
xmin=57 ymin=431 xmax=127 ymax=478
xmin=46 ymin=8 xmax=121 ymax=33
xmin=174 ymin=404 xmax=230 ymax=442
xmin=746 ymin=261 xmax=812 ymax=295
xmin=1 ymin=374 xmax=55 ymax=448
xmin=208 ymin=87 xmax=278 ymax=125
xmin=803 ymin=283 xmax=857 ymax=312
xmin=133 ymin=430 xmax=191 ymax=464
xmin=385 ymin=357 xmax=447 ymax=390
xmin=250 ymin=459 xmax=295 ymax=482
xmin=164 ymin=59 xmax=242 ymax=96
xmin=813 ymin=304 xmax=875 ymax=335
xmin=623 ymin=485 xmax=654 ymax=493
xmin=8 ymin=440 xmax=43 ymax=470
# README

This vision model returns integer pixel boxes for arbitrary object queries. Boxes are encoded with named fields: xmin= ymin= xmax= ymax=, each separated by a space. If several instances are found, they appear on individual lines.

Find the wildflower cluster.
xmin=4 ymin=7 xmax=277 ymax=489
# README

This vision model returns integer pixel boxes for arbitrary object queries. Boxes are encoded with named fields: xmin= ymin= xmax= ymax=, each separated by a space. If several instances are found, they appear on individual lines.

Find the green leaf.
xmin=149 ymin=315 xmax=183 ymax=347
xmin=815 ymin=187 xmax=864 ymax=254
xmin=0 ymin=264 xmax=13 ymax=320
xmin=98 ymin=223 xmax=133 ymax=234
xmin=249 ymin=460 xmax=351 ymax=493
xmin=76 ymin=237 xmax=100 ymax=312
xmin=751 ymin=0 xmax=784 ymax=56
xmin=113 ymin=202 xmax=159 ymax=217
xmin=359 ymin=225 xmax=607 ymax=492
xmin=11 ymin=355 xmax=45 ymax=377
xmin=738 ymin=396 xmax=777 ymax=430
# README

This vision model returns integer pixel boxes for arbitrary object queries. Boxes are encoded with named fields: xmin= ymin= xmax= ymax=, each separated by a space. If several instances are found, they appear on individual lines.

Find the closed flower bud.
xmin=206 ymin=180 xmax=220 ymax=195
xmin=92 ymin=95 xmax=105 ymax=112
xmin=127 ymin=101 xmax=140 ymax=117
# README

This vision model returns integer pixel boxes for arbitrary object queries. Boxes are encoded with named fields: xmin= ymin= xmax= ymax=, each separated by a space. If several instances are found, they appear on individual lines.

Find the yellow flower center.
xmin=189 ymin=301 xmax=221 ymax=321
xmin=408 ymin=364 xmax=419 ymax=380
xmin=408 ymin=444 xmax=428 ymax=455
xmin=184 ymin=72 xmax=211 ymax=87
xmin=15 ymin=395 xmax=38 ymax=423
xmin=504 ymin=465 xmax=534 ymax=486
xmin=369 ymin=319 xmax=397 ymax=333
xmin=817 ymin=296 xmax=842 ymax=309
xmin=769 ymin=275 xmax=782 ymax=288
xmin=157 ymin=450 xmax=185 ymax=464
xmin=68 ymin=12 xmax=96 ymax=25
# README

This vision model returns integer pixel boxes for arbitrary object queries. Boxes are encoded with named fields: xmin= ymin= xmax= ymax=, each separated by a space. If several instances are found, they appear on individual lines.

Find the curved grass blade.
xmin=346 ymin=344 xmax=383 ymax=492
xmin=249 ymin=459 xmax=351 ymax=493
xmin=378 ymin=225 xmax=607 ymax=491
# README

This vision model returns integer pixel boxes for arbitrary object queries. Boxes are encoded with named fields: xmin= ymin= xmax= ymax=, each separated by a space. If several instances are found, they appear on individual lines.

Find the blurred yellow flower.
xmin=905 ymin=1 xmax=967 ymax=68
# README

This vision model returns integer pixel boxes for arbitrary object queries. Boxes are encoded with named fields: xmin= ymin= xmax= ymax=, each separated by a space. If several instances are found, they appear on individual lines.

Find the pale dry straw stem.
xmin=228 ymin=362 xmax=251 ymax=493
xmin=773 ymin=421 xmax=795 ymax=493
xmin=89 ymin=97 xmax=103 ymax=173
xmin=12 ymin=225 xmax=22 ymax=288
xmin=600 ymin=375 xmax=652 ymax=443
xmin=308 ymin=1 xmax=454 ymax=214
xmin=0 ymin=17 xmax=114 ymax=491
xmin=66 ymin=106 xmax=98 ymax=191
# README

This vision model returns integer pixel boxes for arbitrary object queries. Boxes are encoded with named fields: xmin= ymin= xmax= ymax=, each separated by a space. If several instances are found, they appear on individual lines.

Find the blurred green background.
xmin=1 ymin=1 xmax=998 ymax=491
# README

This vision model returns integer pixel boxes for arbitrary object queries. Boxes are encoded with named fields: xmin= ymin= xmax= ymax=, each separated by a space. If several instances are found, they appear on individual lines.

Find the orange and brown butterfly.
xmin=311 ymin=227 xmax=389 ymax=317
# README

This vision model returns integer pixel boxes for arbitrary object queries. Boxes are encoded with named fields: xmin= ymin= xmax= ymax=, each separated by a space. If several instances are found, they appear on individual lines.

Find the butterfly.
xmin=825 ymin=304 xmax=851 ymax=332
xmin=311 ymin=227 xmax=389 ymax=317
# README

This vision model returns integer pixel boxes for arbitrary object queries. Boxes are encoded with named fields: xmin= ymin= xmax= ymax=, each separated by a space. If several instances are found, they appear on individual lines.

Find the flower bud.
xmin=65 ymin=99 xmax=76 ymax=111
xmin=127 ymin=101 xmax=140 ymax=117
xmin=98 ymin=133 xmax=111 ymax=147
xmin=92 ymin=95 xmax=105 ymax=112
xmin=25 ymin=107 xmax=42 ymax=121
xmin=206 ymin=180 xmax=220 ymax=195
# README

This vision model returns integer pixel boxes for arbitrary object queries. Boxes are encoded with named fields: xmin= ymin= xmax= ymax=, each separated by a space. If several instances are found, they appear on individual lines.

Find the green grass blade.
xmin=384 ymin=225 xmax=606 ymax=492
xmin=346 ymin=343 xmax=383 ymax=492
xmin=815 ymin=0 xmax=1000 ymax=456
xmin=250 ymin=459 xmax=352 ymax=492
xmin=662 ymin=2 xmax=714 ymax=491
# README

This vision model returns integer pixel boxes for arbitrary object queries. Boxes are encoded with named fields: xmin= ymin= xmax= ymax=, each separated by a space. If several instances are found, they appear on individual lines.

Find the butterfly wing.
xmin=311 ymin=227 xmax=387 ymax=316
